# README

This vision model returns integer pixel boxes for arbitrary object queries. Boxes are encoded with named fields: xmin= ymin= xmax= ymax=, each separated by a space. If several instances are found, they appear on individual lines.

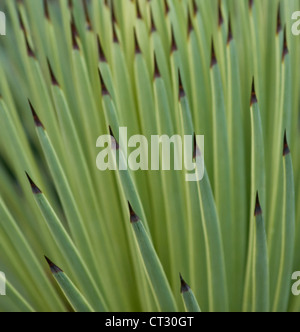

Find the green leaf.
xmin=45 ymin=257 xmax=94 ymax=313
xmin=25 ymin=173 xmax=107 ymax=312
xmin=252 ymin=194 xmax=269 ymax=313
xmin=128 ymin=203 xmax=177 ymax=312
xmin=272 ymin=134 xmax=295 ymax=312
xmin=180 ymin=275 xmax=201 ymax=313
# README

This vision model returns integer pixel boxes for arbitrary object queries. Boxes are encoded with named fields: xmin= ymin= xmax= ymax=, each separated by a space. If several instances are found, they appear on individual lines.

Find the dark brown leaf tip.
xmin=178 ymin=70 xmax=185 ymax=100
xmin=193 ymin=133 xmax=201 ymax=160
xmin=282 ymin=27 xmax=289 ymax=62
xmin=128 ymin=202 xmax=140 ymax=223
xmin=71 ymin=18 xmax=80 ymax=50
xmin=98 ymin=69 xmax=109 ymax=96
xmin=276 ymin=4 xmax=282 ymax=35
xmin=109 ymin=126 xmax=119 ymax=150
xmin=210 ymin=39 xmax=217 ymax=68
xmin=68 ymin=0 xmax=73 ymax=10
xmin=47 ymin=58 xmax=59 ymax=86
xmin=43 ymin=0 xmax=50 ymax=21
xmin=283 ymin=130 xmax=290 ymax=156
xmin=254 ymin=192 xmax=262 ymax=217
xmin=24 ymin=34 xmax=36 ymax=58
xmin=150 ymin=9 xmax=156 ymax=33
xmin=249 ymin=0 xmax=254 ymax=11
xmin=218 ymin=0 xmax=224 ymax=27
xmin=17 ymin=9 xmax=27 ymax=34
xmin=170 ymin=26 xmax=178 ymax=54
xmin=250 ymin=78 xmax=257 ymax=106
xmin=97 ymin=35 xmax=107 ymax=62
xmin=188 ymin=11 xmax=194 ymax=36
xmin=193 ymin=134 xmax=197 ymax=160
xmin=227 ymin=16 xmax=233 ymax=45
xmin=28 ymin=100 xmax=44 ymax=128
xmin=164 ymin=0 xmax=170 ymax=16
xmin=112 ymin=23 xmax=119 ymax=43
xmin=44 ymin=256 xmax=63 ymax=274
xmin=25 ymin=172 xmax=42 ymax=194
xmin=154 ymin=53 xmax=161 ymax=80
xmin=134 ymin=30 xmax=141 ymax=54
xmin=180 ymin=274 xmax=190 ymax=293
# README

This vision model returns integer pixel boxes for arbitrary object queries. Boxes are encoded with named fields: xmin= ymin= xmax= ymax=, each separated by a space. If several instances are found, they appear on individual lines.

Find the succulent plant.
xmin=0 ymin=0 xmax=299 ymax=312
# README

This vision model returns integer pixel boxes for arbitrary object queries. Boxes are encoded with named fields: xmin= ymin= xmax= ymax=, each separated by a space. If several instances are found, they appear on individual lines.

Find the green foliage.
xmin=0 ymin=0 xmax=299 ymax=312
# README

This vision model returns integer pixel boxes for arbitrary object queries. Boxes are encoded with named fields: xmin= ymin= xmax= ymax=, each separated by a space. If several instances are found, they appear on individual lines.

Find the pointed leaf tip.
xmin=25 ymin=172 xmax=42 ymax=194
xmin=28 ymin=100 xmax=44 ymax=128
xmin=276 ymin=4 xmax=282 ymax=34
xmin=112 ymin=22 xmax=119 ymax=43
xmin=193 ymin=133 xmax=201 ymax=160
xmin=178 ymin=70 xmax=185 ymax=100
xmin=210 ymin=39 xmax=217 ymax=68
xmin=43 ymin=0 xmax=50 ymax=21
xmin=98 ymin=69 xmax=109 ymax=96
xmin=218 ymin=0 xmax=224 ymax=27
xmin=24 ymin=34 xmax=36 ymax=58
xmin=164 ymin=0 xmax=170 ymax=16
xmin=128 ymin=202 xmax=140 ymax=223
xmin=44 ymin=256 xmax=63 ymax=274
xmin=282 ymin=27 xmax=289 ymax=61
xmin=109 ymin=126 xmax=119 ymax=150
xmin=71 ymin=18 xmax=80 ymax=50
xmin=250 ymin=78 xmax=257 ymax=106
xmin=150 ymin=9 xmax=156 ymax=33
xmin=97 ymin=35 xmax=107 ymax=62
xmin=180 ymin=274 xmax=190 ymax=293
xmin=109 ymin=125 xmax=114 ymax=138
xmin=193 ymin=134 xmax=197 ymax=160
xmin=17 ymin=9 xmax=26 ymax=34
xmin=47 ymin=58 xmax=59 ymax=86
xmin=188 ymin=11 xmax=193 ymax=36
xmin=154 ymin=53 xmax=161 ymax=80
xmin=134 ymin=30 xmax=141 ymax=54
xmin=254 ymin=192 xmax=262 ymax=217
xmin=170 ymin=26 xmax=178 ymax=54
xmin=249 ymin=0 xmax=254 ymax=10
xmin=227 ymin=16 xmax=233 ymax=44
xmin=283 ymin=130 xmax=290 ymax=156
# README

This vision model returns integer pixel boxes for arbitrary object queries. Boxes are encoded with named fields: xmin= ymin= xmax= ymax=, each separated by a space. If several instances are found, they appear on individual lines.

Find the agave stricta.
xmin=0 ymin=0 xmax=299 ymax=312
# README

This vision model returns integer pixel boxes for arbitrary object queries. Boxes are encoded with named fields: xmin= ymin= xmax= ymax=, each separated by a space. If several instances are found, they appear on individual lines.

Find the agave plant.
xmin=0 ymin=0 xmax=299 ymax=312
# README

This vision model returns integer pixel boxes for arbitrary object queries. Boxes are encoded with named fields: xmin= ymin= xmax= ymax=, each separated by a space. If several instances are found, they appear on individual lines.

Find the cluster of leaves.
xmin=0 ymin=0 xmax=299 ymax=312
